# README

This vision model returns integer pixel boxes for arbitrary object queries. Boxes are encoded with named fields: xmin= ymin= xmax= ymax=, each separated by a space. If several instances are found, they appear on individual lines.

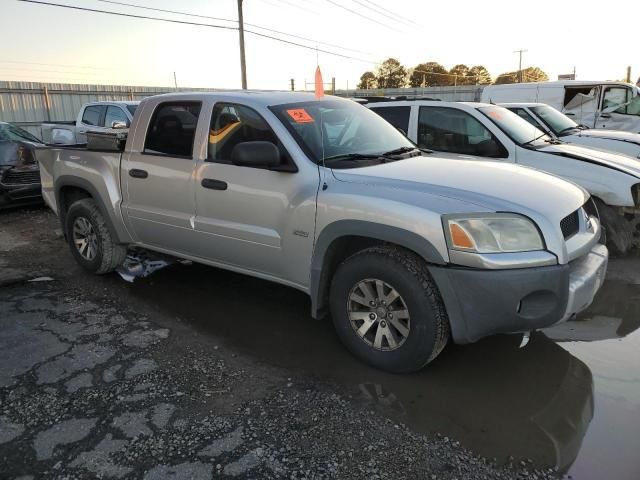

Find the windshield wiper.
xmin=380 ymin=146 xmax=422 ymax=156
xmin=522 ymin=133 xmax=547 ymax=147
xmin=558 ymin=126 xmax=579 ymax=135
xmin=322 ymin=153 xmax=383 ymax=165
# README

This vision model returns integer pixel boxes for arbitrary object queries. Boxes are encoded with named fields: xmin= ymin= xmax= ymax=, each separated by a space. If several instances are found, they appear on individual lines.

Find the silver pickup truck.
xmin=36 ymin=91 xmax=608 ymax=372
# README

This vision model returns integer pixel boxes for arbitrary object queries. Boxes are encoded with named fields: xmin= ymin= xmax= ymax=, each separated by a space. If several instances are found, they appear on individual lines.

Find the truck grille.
xmin=1 ymin=169 xmax=41 ymax=185
xmin=560 ymin=210 xmax=580 ymax=239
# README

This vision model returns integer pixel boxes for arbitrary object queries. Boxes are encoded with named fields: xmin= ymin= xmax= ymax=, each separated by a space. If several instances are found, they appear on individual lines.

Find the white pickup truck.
xmin=36 ymin=91 xmax=607 ymax=373
xmin=368 ymin=100 xmax=640 ymax=253
xmin=41 ymin=101 xmax=139 ymax=144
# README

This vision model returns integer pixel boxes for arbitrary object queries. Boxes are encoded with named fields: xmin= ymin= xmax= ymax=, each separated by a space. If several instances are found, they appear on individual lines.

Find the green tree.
xmin=357 ymin=71 xmax=377 ymax=89
xmin=469 ymin=65 xmax=492 ymax=84
xmin=376 ymin=58 xmax=407 ymax=88
xmin=449 ymin=64 xmax=472 ymax=85
xmin=495 ymin=66 xmax=549 ymax=84
xmin=409 ymin=62 xmax=450 ymax=87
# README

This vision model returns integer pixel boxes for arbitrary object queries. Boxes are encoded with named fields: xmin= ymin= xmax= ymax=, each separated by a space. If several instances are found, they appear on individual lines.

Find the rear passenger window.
xmin=208 ymin=103 xmax=280 ymax=163
xmin=82 ymin=106 xmax=103 ymax=126
xmin=418 ymin=106 xmax=505 ymax=157
xmin=144 ymin=102 xmax=202 ymax=157
xmin=369 ymin=106 xmax=410 ymax=133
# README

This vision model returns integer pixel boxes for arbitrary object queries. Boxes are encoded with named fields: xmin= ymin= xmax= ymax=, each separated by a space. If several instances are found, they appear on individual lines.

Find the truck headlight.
xmin=445 ymin=214 xmax=544 ymax=253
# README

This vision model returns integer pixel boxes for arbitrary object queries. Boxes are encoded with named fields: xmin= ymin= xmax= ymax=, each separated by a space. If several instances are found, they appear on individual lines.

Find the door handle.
xmin=599 ymin=113 xmax=611 ymax=119
xmin=201 ymin=178 xmax=228 ymax=190
xmin=129 ymin=169 xmax=148 ymax=179
xmin=564 ymin=112 xmax=575 ymax=116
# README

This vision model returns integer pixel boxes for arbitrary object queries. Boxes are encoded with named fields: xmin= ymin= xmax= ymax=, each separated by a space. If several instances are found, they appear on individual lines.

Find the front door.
xmin=192 ymin=102 xmax=318 ymax=281
xmin=123 ymin=100 xmax=203 ymax=254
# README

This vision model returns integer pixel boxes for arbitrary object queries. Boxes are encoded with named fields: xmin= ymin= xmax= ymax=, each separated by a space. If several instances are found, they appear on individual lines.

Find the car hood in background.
xmin=331 ymin=153 xmax=587 ymax=223
xmin=539 ymin=143 xmax=640 ymax=178
xmin=568 ymin=129 xmax=640 ymax=146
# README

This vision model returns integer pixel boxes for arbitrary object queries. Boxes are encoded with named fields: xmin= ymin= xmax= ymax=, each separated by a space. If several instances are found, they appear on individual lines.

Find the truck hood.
xmin=538 ymin=143 xmax=640 ymax=178
xmin=331 ymin=154 xmax=587 ymax=221
xmin=567 ymin=129 xmax=640 ymax=146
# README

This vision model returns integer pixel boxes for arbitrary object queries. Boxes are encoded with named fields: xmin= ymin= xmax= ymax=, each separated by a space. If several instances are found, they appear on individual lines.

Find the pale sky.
xmin=0 ymin=0 xmax=636 ymax=90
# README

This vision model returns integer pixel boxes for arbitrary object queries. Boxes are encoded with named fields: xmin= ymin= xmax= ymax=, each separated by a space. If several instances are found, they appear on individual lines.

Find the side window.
xmin=208 ymin=103 xmax=281 ymax=164
xmin=418 ymin=106 xmax=506 ymax=158
xmin=563 ymin=87 xmax=596 ymax=107
xmin=602 ymin=87 xmax=631 ymax=114
xmin=508 ymin=108 xmax=539 ymax=128
xmin=369 ymin=106 xmax=410 ymax=134
xmin=144 ymin=102 xmax=201 ymax=157
xmin=104 ymin=106 xmax=129 ymax=128
xmin=81 ymin=106 xmax=104 ymax=126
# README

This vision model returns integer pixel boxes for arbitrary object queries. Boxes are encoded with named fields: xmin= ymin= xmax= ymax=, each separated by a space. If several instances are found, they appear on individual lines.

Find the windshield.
xmin=126 ymin=104 xmax=138 ymax=116
xmin=530 ymin=105 xmax=579 ymax=134
xmin=0 ymin=123 xmax=41 ymax=143
xmin=478 ymin=106 xmax=550 ymax=145
xmin=270 ymin=99 xmax=415 ymax=164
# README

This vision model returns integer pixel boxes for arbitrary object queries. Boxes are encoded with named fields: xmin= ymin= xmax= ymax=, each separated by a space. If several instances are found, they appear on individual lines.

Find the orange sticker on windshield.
xmin=487 ymin=110 xmax=503 ymax=120
xmin=287 ymin=108 xmax=314 ymax=123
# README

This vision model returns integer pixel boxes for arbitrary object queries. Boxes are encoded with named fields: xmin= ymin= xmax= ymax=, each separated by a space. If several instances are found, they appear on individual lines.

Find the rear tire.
xmin=65 ymin=198 xmax=127 ymax=274
xmin=329 ymin=246 xmax=449 ymax=373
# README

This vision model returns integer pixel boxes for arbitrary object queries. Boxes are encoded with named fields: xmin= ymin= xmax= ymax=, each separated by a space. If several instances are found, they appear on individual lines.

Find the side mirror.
xmin=111 ymin=121 xmax=128 ymax=129
xmin=396 ymin=126 xmax=408 ymax=137
xmin=231 ymin=141 xmax=282 ymax=169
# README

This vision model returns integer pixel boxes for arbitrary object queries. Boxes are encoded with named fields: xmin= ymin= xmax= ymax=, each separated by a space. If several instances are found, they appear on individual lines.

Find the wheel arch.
xmin=310 ymin=220 xmax=446 ymax=319
xmin=55 ymin=176 xmax=123 ymax=244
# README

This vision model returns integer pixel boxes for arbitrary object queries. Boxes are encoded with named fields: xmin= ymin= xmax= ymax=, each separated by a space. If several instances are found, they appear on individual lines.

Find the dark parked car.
xmin=0 ymin=122 xmax=43 ymax=208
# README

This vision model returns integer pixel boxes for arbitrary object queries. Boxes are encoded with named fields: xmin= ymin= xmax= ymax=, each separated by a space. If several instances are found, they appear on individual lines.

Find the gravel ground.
xmin=0 ymin=207 xmax=560 ymax=479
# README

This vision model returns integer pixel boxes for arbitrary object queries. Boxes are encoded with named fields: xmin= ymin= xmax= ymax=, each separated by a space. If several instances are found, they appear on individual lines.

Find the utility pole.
xmin=626 ymin=66 xmax=632 ymax=83
xmin=513 ymin=49 xmax=527 ymax=82
xmin=237 ymin=0 xmax=247 ymax=89
xmin=173 ymin=71 xmax=178 ymax=89
xmin=290 ymin=78 xmax=295 ymax=91
xmin=331 ymin=77 xmax=335 ymax=95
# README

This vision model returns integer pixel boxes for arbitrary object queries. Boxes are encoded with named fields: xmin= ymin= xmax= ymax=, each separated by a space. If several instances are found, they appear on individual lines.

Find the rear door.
xmin=598 ymin=85 xmax=640 ymax=131
xmin=122 ymin=100 xmax=204 ymax=254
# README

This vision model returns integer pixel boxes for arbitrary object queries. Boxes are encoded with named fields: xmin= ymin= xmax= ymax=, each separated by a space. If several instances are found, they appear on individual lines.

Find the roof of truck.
xmin=485 ymin=80 xmax=637 ymax=88
xmin=148 ymin=90 xmax=348 ymax=107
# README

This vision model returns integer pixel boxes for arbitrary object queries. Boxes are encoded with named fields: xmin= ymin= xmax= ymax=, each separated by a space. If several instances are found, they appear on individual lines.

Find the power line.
xmin=325 ymin=0 xmax=399 ymax=31
xmin=349 ymin=0 xmax=411 ymax=26
xmin=96 ymin=0 xmax=369 ymax=54
xmin=14 ymin=0 xmax=376 ymax=63
xmin=360 ymin=0 xmax=417 ymax=25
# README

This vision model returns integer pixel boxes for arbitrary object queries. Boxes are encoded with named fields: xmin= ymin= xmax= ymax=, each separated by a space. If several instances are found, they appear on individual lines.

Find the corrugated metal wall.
xmin=0 ymin=80 xmax=486 ymax=138
xmin=0 ymin=81 xmax=203 ymax=137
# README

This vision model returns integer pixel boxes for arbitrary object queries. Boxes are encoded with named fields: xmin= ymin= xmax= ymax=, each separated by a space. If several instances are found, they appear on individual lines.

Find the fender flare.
xmin=309 ymin=220 xmax=446 ymax=318
xmin=54 ymin=176 xmax=123 ymax=244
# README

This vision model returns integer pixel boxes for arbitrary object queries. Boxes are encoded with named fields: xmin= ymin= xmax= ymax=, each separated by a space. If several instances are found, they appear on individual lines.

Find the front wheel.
xmin=329 ymin=246 xmax=449 ymax=373
xmin=594 ymin=198 xmax=639 ymax=255
xmin=64 ymin=198 xmax=127 ymax=274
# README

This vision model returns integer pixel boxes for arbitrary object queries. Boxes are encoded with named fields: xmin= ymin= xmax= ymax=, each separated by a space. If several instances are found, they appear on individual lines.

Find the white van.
xmin=481 ymin=81 xmax=640 ymax=133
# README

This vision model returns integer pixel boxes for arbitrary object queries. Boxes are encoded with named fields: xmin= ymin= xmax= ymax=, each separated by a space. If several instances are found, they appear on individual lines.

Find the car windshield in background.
xmin=478 ymin=106 xmax=550 ymax=145
xmin=0 ymin=123 xmax=41 ymax=143
xmin=126 ymin=105 xmax=138 ymax=116
xmin=270 ymin=99 xmax=415 ymax=165
xmin=530 ymin=105 xmax=579 ymax=134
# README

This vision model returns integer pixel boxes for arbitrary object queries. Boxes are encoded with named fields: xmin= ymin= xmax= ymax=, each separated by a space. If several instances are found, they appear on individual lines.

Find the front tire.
xmin=329 ymin=246 xmax=449 ymax=373
xmin=595 ymin=198 xmax=638 ymax=255
xmin=65 ymin=198 xmax=126 ymax=274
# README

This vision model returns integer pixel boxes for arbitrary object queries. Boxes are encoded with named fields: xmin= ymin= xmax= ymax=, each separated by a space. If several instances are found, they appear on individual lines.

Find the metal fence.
xmin=0 ymin=80 xmax=487 ymax=138
xmin=0 ymin=81 xmax=201 ymax=137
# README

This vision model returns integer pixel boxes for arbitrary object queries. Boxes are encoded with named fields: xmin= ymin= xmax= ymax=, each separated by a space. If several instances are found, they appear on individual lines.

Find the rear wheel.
xmin=65 ymin=198 xmax=126 ymax=274
xmin=329 ymin=246 xmax=449 ymax=373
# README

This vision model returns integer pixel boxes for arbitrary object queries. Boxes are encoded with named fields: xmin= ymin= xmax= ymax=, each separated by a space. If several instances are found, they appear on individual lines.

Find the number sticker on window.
xmin=487 ymin=110 xmax=503 ymax=120
xmin=287 ymin=109 xmax=314 ymax=123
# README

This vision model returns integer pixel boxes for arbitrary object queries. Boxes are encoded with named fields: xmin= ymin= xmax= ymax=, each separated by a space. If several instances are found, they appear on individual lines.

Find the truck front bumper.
xmin=429 ymin=244 xmax=608 ymax=344
xmin=0 ymin=166 xmax=42 ymax=207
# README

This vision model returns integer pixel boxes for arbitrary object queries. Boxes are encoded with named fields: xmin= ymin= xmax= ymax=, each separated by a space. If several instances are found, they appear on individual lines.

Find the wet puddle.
xmin=129 ymin=259 xmax=640 ymax=479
